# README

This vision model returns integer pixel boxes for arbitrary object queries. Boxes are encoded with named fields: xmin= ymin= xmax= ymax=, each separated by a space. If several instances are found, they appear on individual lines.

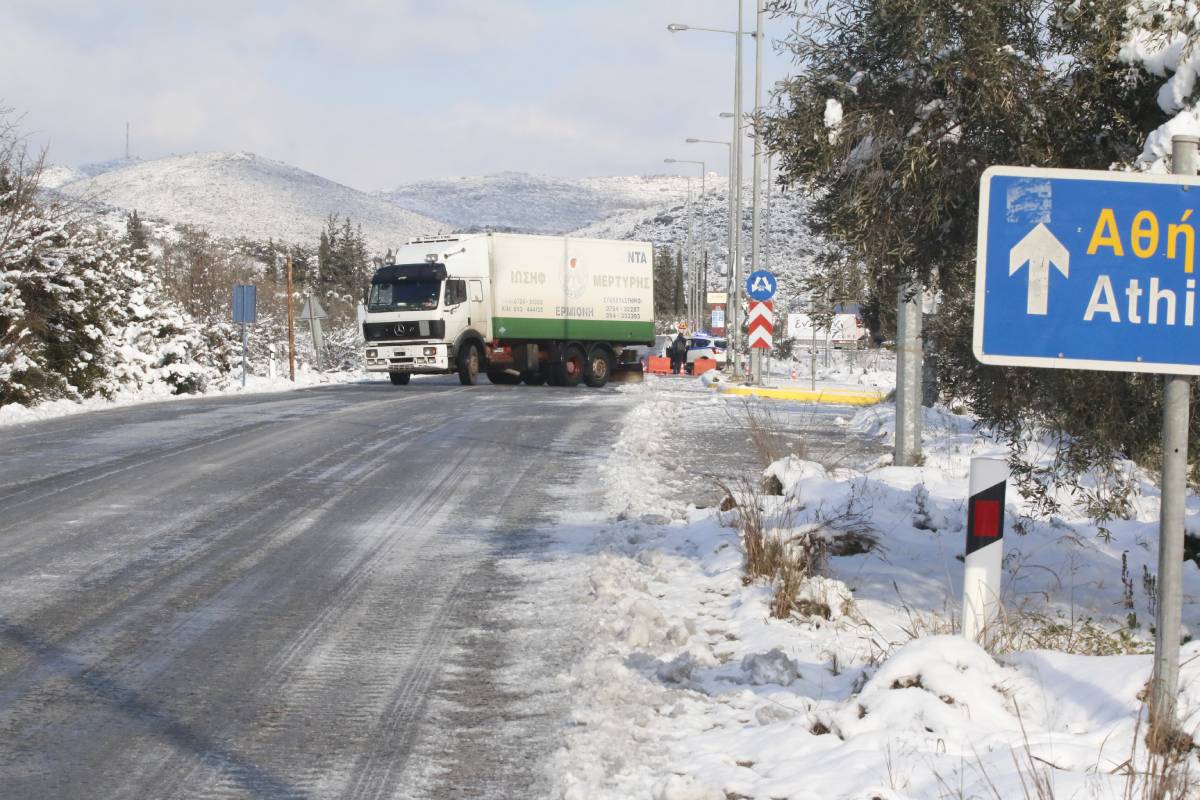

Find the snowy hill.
xmin=38 ymin=157 xmax=143 ymax=190
xmin=377 ymin=172 xmax=694 ymax=234
xmin=55 ymin=152 xmax=446 ymax=252
xmin=572 ymin=181 xmax=821 ymax=316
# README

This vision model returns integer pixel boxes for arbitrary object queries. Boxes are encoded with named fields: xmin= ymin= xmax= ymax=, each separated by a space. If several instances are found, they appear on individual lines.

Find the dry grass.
xmin=933 ymin=704 xmax=1196 ymax=800
xmin=718 ymin=476 xmax=879 ymax=620
xmin=729 ymin=399 xmax=804 ymax=470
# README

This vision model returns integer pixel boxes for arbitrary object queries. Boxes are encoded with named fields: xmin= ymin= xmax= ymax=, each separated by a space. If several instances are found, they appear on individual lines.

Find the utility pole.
xmin=894 ymin=282 xmax=923 ymax=466
xmin=749 ymin=0 xmax=765 ymax=385
xmin=1150 ymin=134 xmax=1197 ymax=749
xmin=731 ymin=0 xmax=745 ymax=378
xmin=686 ymin=177 xmax=695 ymax=328
xmin=698 ymin=167 xmax=707 ymax=331
xmin=286 ymin=255 xmax=297 ymax=382
xmin=125 ymin=122 xmax=130 ymax=161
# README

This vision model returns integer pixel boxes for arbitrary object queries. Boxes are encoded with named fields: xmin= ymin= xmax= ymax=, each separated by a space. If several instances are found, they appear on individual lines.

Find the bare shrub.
xmin=727 ymin=398 xmax=805 ymax=469
xmin=934 ymin=708 xmax=1197 ymax=800
xmin=719 ymin=475 xmax=879 ymax=620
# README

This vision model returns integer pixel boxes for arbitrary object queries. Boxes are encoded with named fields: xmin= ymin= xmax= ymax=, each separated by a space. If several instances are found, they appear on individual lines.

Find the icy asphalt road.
xmin=0 ymin=377 xmax=633 ymax=799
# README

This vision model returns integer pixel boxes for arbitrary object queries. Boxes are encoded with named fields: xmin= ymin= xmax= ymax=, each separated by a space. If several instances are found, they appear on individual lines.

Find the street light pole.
xmin=666 ymin=158 xmax=706 ymax=331
xmin=749 ymin=0 xmax=765 ymax=385
xmin=732 ymin=0 xmax=745 ymax=378
xmin=668 ymin=15 xmax=754 ymax=368
xmin=687 ymin=136 xmax=733 ymax=339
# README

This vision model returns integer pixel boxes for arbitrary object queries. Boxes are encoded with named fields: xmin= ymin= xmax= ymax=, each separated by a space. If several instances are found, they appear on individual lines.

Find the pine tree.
xmin=673 ymin=248 xmax=685 ymax=317
xmin=652 ymin=245 xmax=677 ymax=318
xmin=125 ymin=210 xmax=149 ymax=254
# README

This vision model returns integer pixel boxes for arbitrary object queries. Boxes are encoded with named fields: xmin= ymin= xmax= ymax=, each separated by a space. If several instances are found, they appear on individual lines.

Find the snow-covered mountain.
xmin=54 ymin=152 xmax=446 ymax=251
xmin=377 ymin=172 xmax=696 ymax=234
xmin=572 ymin=181 xmax=821 ymax=316
xmin=38 ymin=157 xmax=144 ymax=190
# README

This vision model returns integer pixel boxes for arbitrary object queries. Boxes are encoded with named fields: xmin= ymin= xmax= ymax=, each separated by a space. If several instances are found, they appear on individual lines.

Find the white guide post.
xmin=962 ymin=457 xmax=1008 ymax=647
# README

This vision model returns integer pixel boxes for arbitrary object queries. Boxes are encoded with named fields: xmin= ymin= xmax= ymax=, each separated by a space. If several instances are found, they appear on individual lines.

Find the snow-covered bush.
xmin=0 ymin=123 xmax=234 ymax=406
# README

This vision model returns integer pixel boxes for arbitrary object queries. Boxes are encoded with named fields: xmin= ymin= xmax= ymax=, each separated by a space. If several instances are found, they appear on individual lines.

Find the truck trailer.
xmin=362 ymin=233 xmax=654 ymax=387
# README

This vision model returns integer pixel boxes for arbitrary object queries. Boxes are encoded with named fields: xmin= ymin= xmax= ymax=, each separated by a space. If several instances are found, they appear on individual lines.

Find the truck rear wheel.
xmin=487 ymin=371 xmax=521 ymax=385
xmin=553 ymin=345 xmax=585 ymax=388
xmin=584 ymin=347 xmax=613 ymax=388
xmin=457 ymin=343 xmax=482 ymax=385
xmin=389 ymin=372 xmax=411 ymax=386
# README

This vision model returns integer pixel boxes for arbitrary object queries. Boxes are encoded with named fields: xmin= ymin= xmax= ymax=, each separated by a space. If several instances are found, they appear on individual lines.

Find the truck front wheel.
xmin=584 ymin=347 xmax=613 ymax=388
xmin=554 ymin=345 xmax=586 ymax=388
xmin=457 ymin=343 xmax=482 ymax=385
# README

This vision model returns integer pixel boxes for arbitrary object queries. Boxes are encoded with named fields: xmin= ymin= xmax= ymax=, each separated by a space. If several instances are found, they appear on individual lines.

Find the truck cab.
xmin=362 ymin=236 xmax=490 ymax=385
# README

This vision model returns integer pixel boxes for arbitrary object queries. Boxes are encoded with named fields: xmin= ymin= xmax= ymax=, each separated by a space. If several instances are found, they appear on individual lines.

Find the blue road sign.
xmin=746 ymin=270 xmax=777 ymax=302
xmin=975 ymin=166 xmax=1200 ymax=374
xmin=232 ymin=284 xmax=257 ymax=324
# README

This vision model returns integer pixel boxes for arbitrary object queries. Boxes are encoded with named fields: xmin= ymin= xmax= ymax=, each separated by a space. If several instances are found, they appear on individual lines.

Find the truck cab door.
xmin=468 ymin=280 xmax=488 ymax=339
xmin=443 ymin=279 xmax=470 ymax=337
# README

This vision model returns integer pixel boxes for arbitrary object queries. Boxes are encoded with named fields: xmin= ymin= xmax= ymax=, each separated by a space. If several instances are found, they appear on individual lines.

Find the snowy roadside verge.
xmin=0 ymin=368 xmax=373 ymax=428
xmin=551 ymin=384 xmax=1200 ymax=799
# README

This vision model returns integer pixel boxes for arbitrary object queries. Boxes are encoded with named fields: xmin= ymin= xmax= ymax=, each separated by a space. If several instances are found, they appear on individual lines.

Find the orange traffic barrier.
xmin=692 ymin=358 xmax=717 ymax=375
xmin=646 ymin=356 xmax=672 ymax=375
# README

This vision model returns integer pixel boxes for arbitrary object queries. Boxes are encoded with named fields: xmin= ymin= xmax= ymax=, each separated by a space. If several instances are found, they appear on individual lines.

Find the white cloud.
xmin=1 ymin=0 xmax=796 ymax=188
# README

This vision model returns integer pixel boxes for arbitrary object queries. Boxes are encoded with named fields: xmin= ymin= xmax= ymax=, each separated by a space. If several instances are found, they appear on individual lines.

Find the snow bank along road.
xmin=0 ymin=378 xmax=631 ymax=799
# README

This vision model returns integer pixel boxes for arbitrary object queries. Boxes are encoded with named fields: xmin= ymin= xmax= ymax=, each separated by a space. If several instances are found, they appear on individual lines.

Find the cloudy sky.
xmin=2 ymin=1 xmax=796 ymax=190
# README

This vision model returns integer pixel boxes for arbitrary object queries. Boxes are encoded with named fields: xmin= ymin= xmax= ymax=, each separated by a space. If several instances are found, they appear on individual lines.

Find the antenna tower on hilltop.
xmin=125 ymin=122 xmax=130 ymax=160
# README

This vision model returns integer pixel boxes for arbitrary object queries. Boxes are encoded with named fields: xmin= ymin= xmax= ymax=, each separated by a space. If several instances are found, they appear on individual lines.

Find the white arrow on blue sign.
xmin=746 ymin=270 xmax=777 ymax=302
xmin=975 ymin=165 xmax=1200 ymax=374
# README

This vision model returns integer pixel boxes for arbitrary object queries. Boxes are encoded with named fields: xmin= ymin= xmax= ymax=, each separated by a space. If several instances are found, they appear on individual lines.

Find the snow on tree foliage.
xmin=763 ymin=0 xmax=1194 ymax=511
xmin=1121 ymin=0 xmax=1200 ymax=172
xmin=0 ymin=122 xmax=234 ymax=407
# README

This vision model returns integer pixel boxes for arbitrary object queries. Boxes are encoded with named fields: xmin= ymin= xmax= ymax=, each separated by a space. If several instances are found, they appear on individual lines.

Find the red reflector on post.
xmin=973 ymin=499 xmax=1001 ymax=538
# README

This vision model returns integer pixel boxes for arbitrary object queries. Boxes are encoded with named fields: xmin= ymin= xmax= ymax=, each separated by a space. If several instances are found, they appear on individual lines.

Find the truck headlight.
xmin=366 ymin=348 xmax=378 ymax=358
xmin=424 ymin=347 xmax=437 ymax=356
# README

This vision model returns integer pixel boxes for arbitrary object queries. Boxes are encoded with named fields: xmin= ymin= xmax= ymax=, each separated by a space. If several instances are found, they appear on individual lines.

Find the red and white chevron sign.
xmin=748 ymin=301 xmax=774 ymax=349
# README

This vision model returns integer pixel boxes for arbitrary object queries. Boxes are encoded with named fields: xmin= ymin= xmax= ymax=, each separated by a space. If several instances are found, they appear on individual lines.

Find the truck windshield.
xmin=368 ymin=280 xmax=440 ymax=311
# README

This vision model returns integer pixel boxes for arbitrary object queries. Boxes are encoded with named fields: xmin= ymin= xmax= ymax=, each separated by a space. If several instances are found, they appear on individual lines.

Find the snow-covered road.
xmin=0 ymin=377 xmax=631 ymax=799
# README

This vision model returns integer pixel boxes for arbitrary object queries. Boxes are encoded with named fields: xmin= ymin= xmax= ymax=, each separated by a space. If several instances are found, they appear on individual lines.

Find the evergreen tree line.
xmin=653 ymin=245 xmax=687 ymax=321
xmin=762 ymin=0 xmax=1193 ymax=513
xmin=0 ymin=128 xmax=234 ymax=406
xmin=0 ymin=110 xmax=383 ymax=408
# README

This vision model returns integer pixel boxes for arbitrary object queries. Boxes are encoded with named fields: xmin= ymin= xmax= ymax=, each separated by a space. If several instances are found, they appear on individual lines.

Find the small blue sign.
xmin=232 ymin=284 xmax=257 ymax=324
xmin=976 ymin=166 xmax=1200 ymax=374
xmin=746 ymin=270 xmax=777 ymax=302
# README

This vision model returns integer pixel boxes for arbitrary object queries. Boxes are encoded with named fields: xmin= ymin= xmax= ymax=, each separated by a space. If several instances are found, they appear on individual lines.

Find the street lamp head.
xmin=719 ymin=112 xmax=735 ymax=118
xmin=664 ymin=158 xmax=677 ymax=163
xmin=666 ymin=23 xmax=689 ymax=32
xmin=685 ymin=138 xmax=700 ymax=143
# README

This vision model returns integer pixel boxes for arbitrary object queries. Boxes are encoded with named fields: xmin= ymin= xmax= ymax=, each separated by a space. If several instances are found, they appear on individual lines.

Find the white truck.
xmin=363 ymin=232 xmax=654 ymax=387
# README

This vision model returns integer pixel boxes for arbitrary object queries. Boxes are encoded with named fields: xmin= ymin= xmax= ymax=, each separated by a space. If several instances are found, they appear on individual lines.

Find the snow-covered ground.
xmin=546 ymin=378 xmax=1200 ymax=799
xmin=0 ymin=368 xmax=373 ymax=429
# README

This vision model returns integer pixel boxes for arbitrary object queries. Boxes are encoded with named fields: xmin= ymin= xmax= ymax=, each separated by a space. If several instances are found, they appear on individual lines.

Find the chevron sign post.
xmin=748 ymin=301 xmax=774 ymax=349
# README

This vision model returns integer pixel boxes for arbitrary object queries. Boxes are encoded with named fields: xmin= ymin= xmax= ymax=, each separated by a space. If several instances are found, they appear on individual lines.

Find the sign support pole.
xmin=240 ymin=323 xmax=248 ymax=388
xmin=286 ymin=255 xmax=297 ymax=382
xmin=895 ymin=281 xmax=923 ymax=467
xmin=1150 ymin=134 xmax=1197 ymax=748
